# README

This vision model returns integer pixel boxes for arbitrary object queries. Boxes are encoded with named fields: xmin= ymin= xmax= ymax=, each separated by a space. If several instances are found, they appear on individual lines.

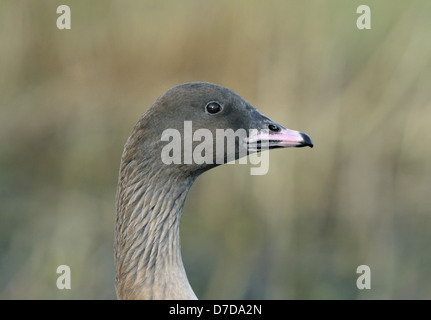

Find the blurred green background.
xmin=1 ymin=0 xmax=431 ymax=299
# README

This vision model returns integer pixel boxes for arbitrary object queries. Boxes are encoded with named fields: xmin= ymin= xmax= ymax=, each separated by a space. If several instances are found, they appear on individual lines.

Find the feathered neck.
xmin=114 ymin=140 xmax=198 ymax=299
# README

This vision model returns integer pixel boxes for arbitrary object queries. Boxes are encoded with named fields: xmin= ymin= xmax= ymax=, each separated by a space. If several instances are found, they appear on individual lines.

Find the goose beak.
xmin=246 ymin=108 xmax=313 ymax=151
xmin=269 ymin=128 xmax=313 ymax=148
xmin=247 ymin=127 xmax=313 ymax=150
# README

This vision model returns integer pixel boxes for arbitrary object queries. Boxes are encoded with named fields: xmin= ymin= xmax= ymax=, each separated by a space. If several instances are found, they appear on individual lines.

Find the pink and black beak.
xmin=246 ymin=109 xmax=313 ymax=152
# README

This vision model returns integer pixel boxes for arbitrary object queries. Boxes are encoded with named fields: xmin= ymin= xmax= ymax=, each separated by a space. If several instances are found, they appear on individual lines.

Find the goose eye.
xmin=268 ymin=124 xmax=280 ymax=132
xmin=205 ymin=102 xmax=222 ymax=114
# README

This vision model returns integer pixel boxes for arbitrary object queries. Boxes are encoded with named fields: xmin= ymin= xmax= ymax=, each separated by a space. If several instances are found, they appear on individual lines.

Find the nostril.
xmin=268 ymin=124 xmax=280 ymax=132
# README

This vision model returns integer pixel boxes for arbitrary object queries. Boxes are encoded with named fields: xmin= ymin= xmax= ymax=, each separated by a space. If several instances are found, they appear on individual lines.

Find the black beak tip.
xmin=300 ymin=132 xmax=314 ymax=148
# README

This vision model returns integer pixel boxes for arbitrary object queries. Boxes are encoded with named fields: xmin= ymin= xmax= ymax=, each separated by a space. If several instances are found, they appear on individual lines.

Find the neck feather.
xmin=115 ymin=160 xmax=197 ymax=299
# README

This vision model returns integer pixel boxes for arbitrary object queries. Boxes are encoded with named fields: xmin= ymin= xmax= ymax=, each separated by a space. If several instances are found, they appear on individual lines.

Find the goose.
xmin=114 ymin=82 xmax=313 ymax=299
